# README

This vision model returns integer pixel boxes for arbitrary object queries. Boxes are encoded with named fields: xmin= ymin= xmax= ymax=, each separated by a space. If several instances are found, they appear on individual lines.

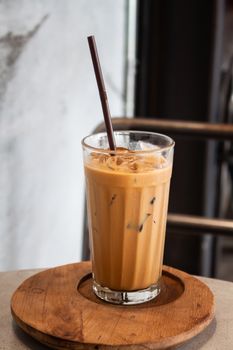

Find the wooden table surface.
xmin=1 ymin=267 xmax=233 ymax=350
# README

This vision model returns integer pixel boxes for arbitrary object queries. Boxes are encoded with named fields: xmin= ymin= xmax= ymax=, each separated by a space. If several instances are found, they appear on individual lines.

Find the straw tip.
xmin=87 ymin=35 xmax=94 ymax=41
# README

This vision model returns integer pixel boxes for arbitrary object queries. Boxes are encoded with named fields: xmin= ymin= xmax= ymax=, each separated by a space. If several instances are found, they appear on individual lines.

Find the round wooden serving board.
xmin=11 ymin=262 xmax=215 ymax=350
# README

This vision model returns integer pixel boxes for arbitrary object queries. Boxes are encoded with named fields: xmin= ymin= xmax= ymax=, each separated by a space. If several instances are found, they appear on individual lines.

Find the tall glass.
xmin=82 ymin=131 xmax=174 ymax=305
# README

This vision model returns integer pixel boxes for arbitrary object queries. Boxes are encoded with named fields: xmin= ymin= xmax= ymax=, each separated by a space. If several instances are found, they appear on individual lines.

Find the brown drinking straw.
xmin=87 ymin=35 xmax=116 ymax=151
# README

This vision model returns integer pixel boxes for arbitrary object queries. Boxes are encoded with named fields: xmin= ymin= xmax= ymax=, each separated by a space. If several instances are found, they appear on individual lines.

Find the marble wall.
xmin=0 ymin=1 xmax=126 ymax=270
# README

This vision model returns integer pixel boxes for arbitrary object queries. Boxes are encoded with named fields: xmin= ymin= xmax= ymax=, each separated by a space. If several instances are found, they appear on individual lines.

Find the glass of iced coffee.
xmin=82 ymin=131 xmax=174 ymax=305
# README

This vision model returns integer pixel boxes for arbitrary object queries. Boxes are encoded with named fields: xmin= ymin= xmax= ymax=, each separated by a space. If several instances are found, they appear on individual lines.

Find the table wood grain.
xmin=10 ymin=262 xmax=215 ymax=349
xmin=1 ymin=266 xmax=233 ymax=349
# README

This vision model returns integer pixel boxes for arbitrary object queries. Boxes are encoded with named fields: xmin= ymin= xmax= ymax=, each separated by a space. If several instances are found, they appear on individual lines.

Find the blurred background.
xmin=0 ymin=0 xmax=232 ymax=281
xmin=0 ymin=0 xmax=126 ymax=270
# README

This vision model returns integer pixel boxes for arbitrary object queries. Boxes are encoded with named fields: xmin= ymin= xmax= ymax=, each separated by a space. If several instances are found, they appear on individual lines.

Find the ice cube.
xmin=135 ymin=141 xmax=159 ymax=151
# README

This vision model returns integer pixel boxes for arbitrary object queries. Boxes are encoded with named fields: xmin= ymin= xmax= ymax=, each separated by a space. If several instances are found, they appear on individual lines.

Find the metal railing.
xmin=94 ymin=117 xmax=233 ymax=140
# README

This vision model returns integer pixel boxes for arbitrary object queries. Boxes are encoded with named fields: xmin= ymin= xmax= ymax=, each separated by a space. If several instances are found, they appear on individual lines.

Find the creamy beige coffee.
xmin=84 ymin=148 xmax=172 ymax=291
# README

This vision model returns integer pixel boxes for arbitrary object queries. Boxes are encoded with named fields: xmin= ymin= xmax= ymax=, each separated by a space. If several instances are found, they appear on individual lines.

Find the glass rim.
xmin=81 ymin=130 xmax=175 ymax=154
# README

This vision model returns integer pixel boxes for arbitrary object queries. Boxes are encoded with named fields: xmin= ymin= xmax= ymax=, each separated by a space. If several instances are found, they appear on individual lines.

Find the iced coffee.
xmin=82 ymin=131 xmax=174 ymax=304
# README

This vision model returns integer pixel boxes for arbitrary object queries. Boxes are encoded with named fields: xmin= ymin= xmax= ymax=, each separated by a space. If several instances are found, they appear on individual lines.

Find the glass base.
xmin=93 ymin=280 xmax=161 ymax=305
